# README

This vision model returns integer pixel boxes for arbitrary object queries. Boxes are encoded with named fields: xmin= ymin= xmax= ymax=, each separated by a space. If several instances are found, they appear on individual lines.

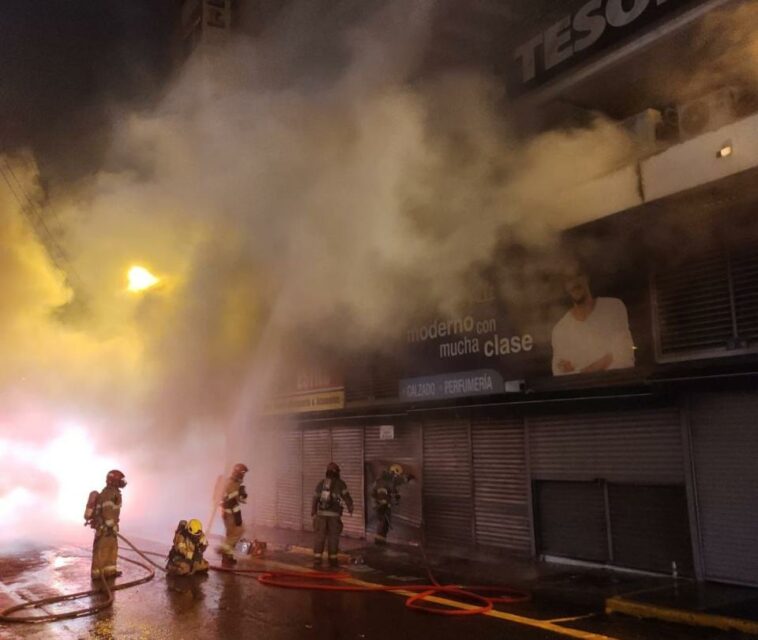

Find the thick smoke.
xmin=0 ymin=1 xmax=639 ymax=543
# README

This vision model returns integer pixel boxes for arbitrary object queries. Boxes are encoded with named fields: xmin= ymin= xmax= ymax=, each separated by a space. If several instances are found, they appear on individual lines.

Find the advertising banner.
xmin=400 ymin=261 xmax=641 ymax=398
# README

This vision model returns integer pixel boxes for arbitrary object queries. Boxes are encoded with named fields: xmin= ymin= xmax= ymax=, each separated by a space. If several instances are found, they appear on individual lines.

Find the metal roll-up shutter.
xmin=423 ymin=419 xmax=473 ymax=548
xmin=536 ymin=481 xmax=608 ymax=562
xmin=331 ymin=425 xmax=365 ymax=538
xmin=530 ymin=407 xmax=689 ymax=571
xmin=276 ymin=429 xmax=302 ymax=530
xmin=250 ymin=427 xmax=276 ymax=528
xmin=691 ymin=392 xmax=758 ymax=586
xmin=529 ymin=407 xmax=684 ymax=483
xmin=302 ymin=427 xmax=331 ymax=531
xmin=364 ymin=422 xmax=423 ymax=528
xmin=471 ymin=418 xmax=531 ymax=554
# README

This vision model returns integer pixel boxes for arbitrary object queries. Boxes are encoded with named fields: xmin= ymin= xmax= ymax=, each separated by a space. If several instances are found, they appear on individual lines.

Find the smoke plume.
xmin=0 ymin=0 xmax=642 ymax=543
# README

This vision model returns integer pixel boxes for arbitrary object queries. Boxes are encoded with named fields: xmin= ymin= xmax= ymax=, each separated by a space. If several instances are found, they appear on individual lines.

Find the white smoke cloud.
xmin=0 ymin=0 xmax=641 ymax=543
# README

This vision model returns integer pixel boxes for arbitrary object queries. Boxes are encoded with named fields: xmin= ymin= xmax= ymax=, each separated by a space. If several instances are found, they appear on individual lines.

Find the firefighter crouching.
xmin=216 ymin=463 xmax=248 ymax=566
xmin=312 ymin=462 xmax=354 ymax=568
xmin=85 ymin=469 xmax=126 ymax=579
xmin=167 ymin=519 xmax=210 ymax=576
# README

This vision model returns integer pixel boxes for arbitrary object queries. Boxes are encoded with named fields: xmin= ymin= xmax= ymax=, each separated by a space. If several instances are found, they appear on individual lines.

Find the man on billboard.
xmin=551 ymin=264 xmax=635 ymax=376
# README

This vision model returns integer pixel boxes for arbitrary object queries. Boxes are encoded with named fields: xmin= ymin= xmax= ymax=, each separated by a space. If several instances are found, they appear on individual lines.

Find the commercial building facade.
xmin=249 ymin=0 xmax=758 ymax=587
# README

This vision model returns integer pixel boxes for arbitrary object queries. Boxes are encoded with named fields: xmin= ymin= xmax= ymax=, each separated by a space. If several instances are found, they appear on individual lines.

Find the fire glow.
xmin=0 ymin=425 xmax=119 ymax=527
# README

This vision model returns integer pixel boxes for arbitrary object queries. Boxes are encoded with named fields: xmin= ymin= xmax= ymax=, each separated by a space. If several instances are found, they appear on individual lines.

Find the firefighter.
xmin=166 ymin=519 xmax=210 ymax=576
xmin=216 ymin=463 xmax=248 ymax=565
xmin=371 ymin=463 xmax=414 ymax=545
xmin=312 ymin=462 xmax=354 ymax=568
xmin=86 ymin=469 xmax=126 ymax=580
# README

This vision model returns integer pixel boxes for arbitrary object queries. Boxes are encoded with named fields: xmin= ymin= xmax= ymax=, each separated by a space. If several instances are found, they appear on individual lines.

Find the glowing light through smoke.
xmin=127 ymin=265 xmax=160 ymax=292
xmin=0 ymin=425 xmax=119 ymax=526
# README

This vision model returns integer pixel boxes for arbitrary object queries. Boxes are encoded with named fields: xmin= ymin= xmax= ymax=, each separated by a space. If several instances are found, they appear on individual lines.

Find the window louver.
xmin=653 ymin=245 xmax=758 ymax=360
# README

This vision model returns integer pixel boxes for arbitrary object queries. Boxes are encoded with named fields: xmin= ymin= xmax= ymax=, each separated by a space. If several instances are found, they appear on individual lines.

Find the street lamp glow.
xmin=127 ymin=265 xmax=160 ymax=292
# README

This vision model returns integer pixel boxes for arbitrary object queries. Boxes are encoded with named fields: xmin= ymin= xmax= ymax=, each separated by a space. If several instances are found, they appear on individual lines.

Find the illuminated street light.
xmin=127 ymin=265 xmax=160 ymax=292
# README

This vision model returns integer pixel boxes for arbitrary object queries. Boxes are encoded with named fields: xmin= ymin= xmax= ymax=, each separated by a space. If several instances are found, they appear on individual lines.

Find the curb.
xmin=606 ymin=595 xmax=758 ymax=635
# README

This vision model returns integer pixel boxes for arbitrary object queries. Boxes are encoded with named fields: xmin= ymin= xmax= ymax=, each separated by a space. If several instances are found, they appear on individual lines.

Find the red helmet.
xmin=326 ymin=462 xmax=340 ymax=476
xmin=106 ymin=469 xmax=127 ymax=489
xmin=231 ymin=463 xmax=248 ymax=481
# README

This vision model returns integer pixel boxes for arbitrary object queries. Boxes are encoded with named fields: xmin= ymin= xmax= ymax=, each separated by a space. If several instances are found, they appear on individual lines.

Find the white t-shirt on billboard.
xmin=551 ymin=297 xmax=635 ymax=376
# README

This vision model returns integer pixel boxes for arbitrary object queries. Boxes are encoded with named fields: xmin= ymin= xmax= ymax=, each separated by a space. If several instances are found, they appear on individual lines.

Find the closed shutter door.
xmin=423 ymin=419 xmax=473 ymax=548
xmin=691 ymin=393 xmax=758 ymax=586
xmin=608 ymin=484 xmax=693 ymax=575
xmin=536 ymin=481 xmax=608 ymax=562
xmin=364 ymin=422 xmax=423 ymax=528
xmin=302 ymin=427 xmax=331 ymax=531
xmin=530 ymin=407 xmax=687 ymax=570
xmin=251 ymin=428 xmax=276 ymax=528
xmin=276 ymin=429 xmax=302 ymax=530
xmin=331 ymin=425 xmax=365 ymax=538
xmin=529 ymin=408 xmax=684 ymax=483
xmin=471 ymin=418 xmax=531 ymax=553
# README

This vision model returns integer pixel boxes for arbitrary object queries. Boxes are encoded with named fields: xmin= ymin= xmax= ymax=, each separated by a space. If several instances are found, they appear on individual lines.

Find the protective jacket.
xmin=167 ymin=523 xmax=209 ymax=575
xmin=311 ymin=477 xmax=354 ymax=517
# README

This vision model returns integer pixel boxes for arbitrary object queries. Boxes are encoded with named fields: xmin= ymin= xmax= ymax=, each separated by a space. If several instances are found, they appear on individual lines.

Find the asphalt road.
xmin=0 ymin=544 xmax=752 ymax=640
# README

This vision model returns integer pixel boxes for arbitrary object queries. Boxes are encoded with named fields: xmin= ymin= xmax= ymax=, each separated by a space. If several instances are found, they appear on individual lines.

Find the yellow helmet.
xmin=187 ymin=519 xmax=203 ymax=535
xmin=389 ymin=463 xmax=403 ymax=477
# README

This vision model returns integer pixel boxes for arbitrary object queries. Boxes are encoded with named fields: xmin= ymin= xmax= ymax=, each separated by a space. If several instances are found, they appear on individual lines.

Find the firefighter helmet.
xmin=187 ymin=519 xmax=203 ymax=536
xmin=106 ymin=469 xmax=127 ymax=489
xmin=231 ymin=463 xmax=248 ymax=481
xmin=389 ymin=463 xmax=404 ymax=477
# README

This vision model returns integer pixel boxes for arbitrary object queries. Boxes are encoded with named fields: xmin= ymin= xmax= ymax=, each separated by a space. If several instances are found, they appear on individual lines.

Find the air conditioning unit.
xmin=621 ymin=108 xmax=663 ymax=155
xmin=677 ymin=87 xmax=739 ymax=140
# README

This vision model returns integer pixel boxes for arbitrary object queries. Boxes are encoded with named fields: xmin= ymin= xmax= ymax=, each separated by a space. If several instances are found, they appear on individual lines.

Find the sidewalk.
xmin=252 ymin=525 xmax=758 ymax=635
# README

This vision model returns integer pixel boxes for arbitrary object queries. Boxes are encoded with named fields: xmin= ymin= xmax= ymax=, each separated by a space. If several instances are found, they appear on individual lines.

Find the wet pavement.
xmin=1 ymin=538 xmax=755 ymax=640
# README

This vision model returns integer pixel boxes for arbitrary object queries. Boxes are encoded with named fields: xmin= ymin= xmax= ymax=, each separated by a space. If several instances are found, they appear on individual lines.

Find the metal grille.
xmin=653 ymin=244 xmax=758 ymax=360
xmin=471 ymin=419 xmax=531 ymax=553
xmin=529 ymin=408 xmax=684 ymax=484
xmin=423 ymin=420 xmax=474 ymax=548
xmin=690 ymin=392 xmax=758 ymax=586
xmin=275 ymin=430 xmax=302 ymax=530
xmin=331 ymin=425 xmax=365 ymax=538
xmin=301 ymin=428 xmax=332 ymax=531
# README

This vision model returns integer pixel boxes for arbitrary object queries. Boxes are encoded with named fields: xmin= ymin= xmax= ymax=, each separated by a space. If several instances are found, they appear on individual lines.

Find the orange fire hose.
xmin=1 ymin=536 xmax=530 ymax=624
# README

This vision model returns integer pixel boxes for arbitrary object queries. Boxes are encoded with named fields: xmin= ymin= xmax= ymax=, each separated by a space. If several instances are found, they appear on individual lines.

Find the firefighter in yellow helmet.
xmin=371 ymin=463 xmax=414 ymax=545
xmin=167 ymin=519 xmax=210 ymax=576
xmin=216 ymin=463 xmax=248 ymax=565
xmin=86 ymin=469 xmax=126 ymax=580
xmin=312 ymin=462 xmax=353 ymax=568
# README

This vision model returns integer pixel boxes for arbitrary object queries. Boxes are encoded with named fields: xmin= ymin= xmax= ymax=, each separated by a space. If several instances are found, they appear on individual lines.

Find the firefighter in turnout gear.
xmin=216 ymin=463 xmax=248 ymax=565
xmin=312 ymin=462 xmax=354 ymax=568
xmin=86 ymin=469 xmax=126 ymax=579
xmin=166 ymin=519 xmax=210 ymax=576
xmin=371 ymin=463 xmax=414 ymax=545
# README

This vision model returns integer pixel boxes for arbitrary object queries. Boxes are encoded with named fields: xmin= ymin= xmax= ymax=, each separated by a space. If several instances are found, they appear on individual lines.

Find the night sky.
xmin=0 ymin=1 xmax=178 ymax=180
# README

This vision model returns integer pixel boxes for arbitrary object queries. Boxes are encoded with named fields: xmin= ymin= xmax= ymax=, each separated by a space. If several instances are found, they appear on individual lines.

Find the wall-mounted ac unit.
xmin=677 ymin=87 xmax=739 ymax=141
xmin=621 ymin=108 xmax=663 ymax=155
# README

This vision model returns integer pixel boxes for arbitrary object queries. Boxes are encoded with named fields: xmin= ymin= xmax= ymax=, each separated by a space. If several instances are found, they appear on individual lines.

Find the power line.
xmin=0 ymin=156 xmax=85 ymax=291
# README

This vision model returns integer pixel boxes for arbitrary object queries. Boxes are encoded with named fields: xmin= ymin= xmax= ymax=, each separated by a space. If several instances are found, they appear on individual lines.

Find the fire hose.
xmin=0 ymin=534 xmax=155 ymax=624
xmin=1 ymin=534 xmax=530 ymax=623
